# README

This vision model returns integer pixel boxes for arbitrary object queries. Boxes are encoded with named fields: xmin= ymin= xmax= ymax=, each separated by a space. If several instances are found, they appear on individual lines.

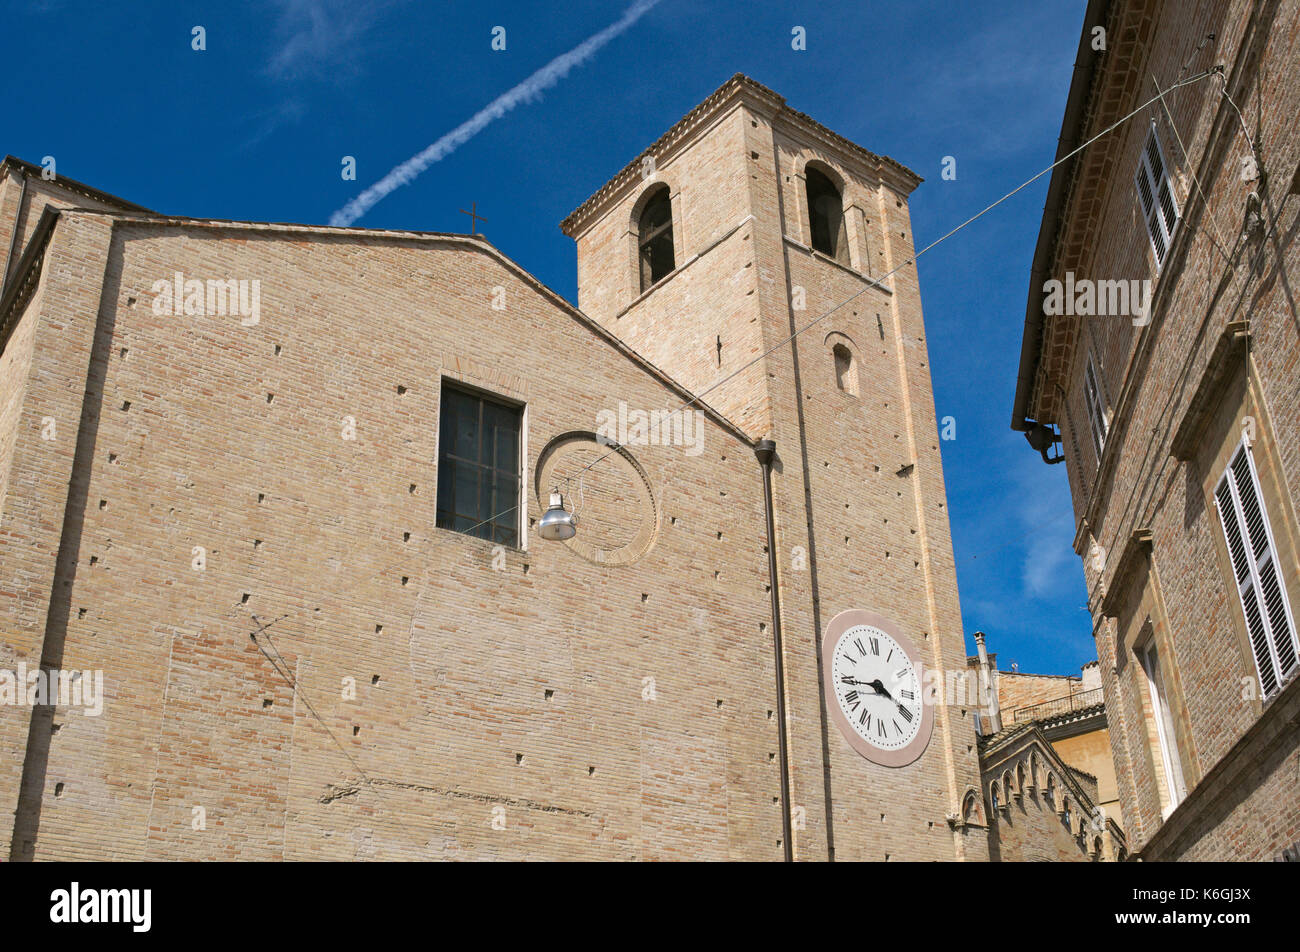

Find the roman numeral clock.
xmin=823 ymin=610 xmax=933 ymax=767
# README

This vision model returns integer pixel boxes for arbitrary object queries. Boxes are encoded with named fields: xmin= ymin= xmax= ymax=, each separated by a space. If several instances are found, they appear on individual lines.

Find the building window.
xmin=1138 ymin=638 xmax=1188 ymax=817
xmin=832 ymin=343 xmax=858 ymax=396
xmin=806 ymin=167 xmax=849 ymax=265
xmin=1084 ymin=354 xmax=1109 ymax=461
xmin=1135 ymin=125 xmax=1179 ymax=266
xmin=1214 ymin=441 xmax=1300 ymax=698
xmin=638 ymin=186 xmax=675 ymax=292
xmin=436 ymin=382 xmax=523 ymax=546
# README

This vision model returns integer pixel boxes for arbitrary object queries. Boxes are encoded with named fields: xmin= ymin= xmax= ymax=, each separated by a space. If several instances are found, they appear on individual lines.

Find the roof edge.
xmin=560 ymin=73 xmax=923 ymax=237
xmin=2 ymin=155 xmax=155 ymax=215
xmin=31 ymin=208 xmax=756 ymax=447
xmin=1010 ymin=0 xmax=1112 ymax=431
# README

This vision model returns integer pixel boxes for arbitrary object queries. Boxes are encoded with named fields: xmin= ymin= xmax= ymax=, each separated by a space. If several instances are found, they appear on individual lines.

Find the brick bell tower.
xmin=561 ymin=74 xmax=986 ymax=861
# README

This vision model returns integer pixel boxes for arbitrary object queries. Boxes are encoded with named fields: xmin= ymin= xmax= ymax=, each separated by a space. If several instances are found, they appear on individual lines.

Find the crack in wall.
xmin=319 ymin=777 xmax=597 ymax=818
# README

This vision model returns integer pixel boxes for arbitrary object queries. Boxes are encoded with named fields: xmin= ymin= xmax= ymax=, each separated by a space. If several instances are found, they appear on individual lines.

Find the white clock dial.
xmin=830 ymin=624 xmax=922 ymax=751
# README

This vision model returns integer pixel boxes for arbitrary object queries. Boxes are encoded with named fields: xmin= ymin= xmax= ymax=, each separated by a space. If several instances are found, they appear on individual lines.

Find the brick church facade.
xmin=0 ymin=75 xmax=1005 ymax=861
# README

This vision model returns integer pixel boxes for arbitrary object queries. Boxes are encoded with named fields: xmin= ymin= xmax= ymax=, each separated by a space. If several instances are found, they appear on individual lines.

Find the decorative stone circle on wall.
xmin=535 ymin=431 xmax=658 ymax=566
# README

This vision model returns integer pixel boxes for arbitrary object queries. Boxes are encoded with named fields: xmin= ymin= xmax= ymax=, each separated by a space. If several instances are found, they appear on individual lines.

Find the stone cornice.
xmin=1170 ymin=321 xmax=1252 ymax=460
xmin=1 ymin=155 xmax=154 ymax=214
xmin=1100 ymin=527 xmax=1153 ymax=617
xmin=0 ymin=205 xmax=59 ymax=353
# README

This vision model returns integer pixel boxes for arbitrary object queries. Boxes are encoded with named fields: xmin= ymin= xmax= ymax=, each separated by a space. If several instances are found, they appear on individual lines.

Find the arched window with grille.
xmin=637 ymin=186 xmax=675 ymax=292
xmin=806 ymin=166 xmax=849 ymax=265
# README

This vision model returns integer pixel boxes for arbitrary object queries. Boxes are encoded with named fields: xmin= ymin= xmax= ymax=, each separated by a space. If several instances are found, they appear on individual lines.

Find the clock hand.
xmin=840 ymin=677 xmax=889 ymax=693
xmin=866 ymin=678 xmax=894 ymax=701
xmin=840 ymin=677 xmax=902 ymax=704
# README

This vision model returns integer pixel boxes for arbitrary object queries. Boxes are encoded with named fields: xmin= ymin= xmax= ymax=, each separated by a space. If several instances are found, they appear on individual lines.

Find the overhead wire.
xmin=461 ymin=66 xmax=1223 ymax=540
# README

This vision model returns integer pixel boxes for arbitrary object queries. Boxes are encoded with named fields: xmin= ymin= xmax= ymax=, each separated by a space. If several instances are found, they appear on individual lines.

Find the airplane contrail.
xmin=329 ymin=0 xmax=662 ymax=227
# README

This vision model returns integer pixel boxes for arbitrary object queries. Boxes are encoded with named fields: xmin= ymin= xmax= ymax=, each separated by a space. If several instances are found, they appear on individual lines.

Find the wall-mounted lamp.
xmin=1024 ymin=421 xmax=1064 ymax=465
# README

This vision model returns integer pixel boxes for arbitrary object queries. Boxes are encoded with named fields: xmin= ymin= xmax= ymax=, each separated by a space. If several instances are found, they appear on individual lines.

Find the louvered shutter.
xmin=1215 ymin=443 xmax=1300 ymax=698
xmin=1084 ymin=356 xmax=1108 ymax=459
xmin=1135 ymin=126 xmax=1179 ymax=266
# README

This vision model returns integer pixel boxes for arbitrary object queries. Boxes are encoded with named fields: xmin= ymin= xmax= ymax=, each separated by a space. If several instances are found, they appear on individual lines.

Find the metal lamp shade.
xmin=538 ymin=492 xmax=577 ymax=541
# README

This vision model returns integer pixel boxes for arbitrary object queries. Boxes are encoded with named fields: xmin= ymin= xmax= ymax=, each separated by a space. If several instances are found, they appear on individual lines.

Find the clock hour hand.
xmin=839 ymin=677 xmax=895 ymax=701
xmin=866 ymin=678 xmax=894 ymax=701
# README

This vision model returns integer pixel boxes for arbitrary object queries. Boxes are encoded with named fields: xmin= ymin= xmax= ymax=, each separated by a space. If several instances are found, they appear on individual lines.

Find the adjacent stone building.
xmin=965 ymin=632 xmax=1125 ymax=861
xmin=1011 ymin=0 xmax=1300 ymax=860
xmin=0 ymin=76 xmax=995 ymax=861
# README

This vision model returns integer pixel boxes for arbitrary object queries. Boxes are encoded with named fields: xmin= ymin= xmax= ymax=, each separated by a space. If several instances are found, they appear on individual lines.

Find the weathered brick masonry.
xmin=1 ymin=76 xmax=984 ymax=860
xmin=1012 ymin=0 xmax=1300 ymax=860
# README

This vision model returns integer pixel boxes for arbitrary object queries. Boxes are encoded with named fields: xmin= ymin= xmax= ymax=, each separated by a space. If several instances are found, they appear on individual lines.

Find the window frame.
xmin=1083 ymin=353 xmax=1109 ymax=462
xmin=1213 ymin=439 xmax=1300 ymax=699
xmin=434 ymin=379 xmax=526 ymax=549
xmin=637 ymin=185 xmax=675 ymax=292
xmin=805 ymin=166 xmax=850 ymax=266
xmin=1137 ymin=637 xmax=1187 ymax=818
xmin=1134 ymin=124 xmax=1179 ymax=268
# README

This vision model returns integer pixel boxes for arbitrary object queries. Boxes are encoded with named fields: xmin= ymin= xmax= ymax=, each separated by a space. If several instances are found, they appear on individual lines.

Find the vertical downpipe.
xmin=756 ymin=438 xmax=794 ymax=862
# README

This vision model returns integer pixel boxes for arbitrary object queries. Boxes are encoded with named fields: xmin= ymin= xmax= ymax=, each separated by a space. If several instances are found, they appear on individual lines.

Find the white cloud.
xmin=329 ymin=0 xmax=662 ymax=227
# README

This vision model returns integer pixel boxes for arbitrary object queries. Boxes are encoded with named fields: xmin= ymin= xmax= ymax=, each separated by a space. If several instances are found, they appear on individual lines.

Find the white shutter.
xmin=1084 ymin=356 xmax=1108 ymax=460
xmin=1214 ymin=442 xmax=1300 ymax=698
xmin=1135 ymin=126 xmax=1179 ymax=267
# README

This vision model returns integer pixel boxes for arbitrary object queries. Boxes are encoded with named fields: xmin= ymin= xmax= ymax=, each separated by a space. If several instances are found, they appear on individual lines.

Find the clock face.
xmin=823 ymin=610 xmax=933 ymax=767
xmin=831 ymin=625 xmax=921 ymax=750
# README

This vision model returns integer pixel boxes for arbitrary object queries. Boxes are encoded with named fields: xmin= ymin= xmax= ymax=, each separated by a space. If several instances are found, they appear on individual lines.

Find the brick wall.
xmin=567 ymin=76 xmax=984 ymax=861
xmin=2 ymin=214 xmax=791 ymax=860
xmin=3 ymin=76 xmax=987 ymax=861
xmin=1023 ymin=0 xmax=1300 ymax=859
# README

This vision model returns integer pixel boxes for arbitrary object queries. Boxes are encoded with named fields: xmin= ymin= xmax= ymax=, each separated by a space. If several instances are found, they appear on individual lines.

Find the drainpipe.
xmin=1 ymin=168 xmax=30 ymax=300
xmin=974 ymin=631 xmax=1002 ymax=733
xmin=755 ymin=438 xmax=794 ymax=862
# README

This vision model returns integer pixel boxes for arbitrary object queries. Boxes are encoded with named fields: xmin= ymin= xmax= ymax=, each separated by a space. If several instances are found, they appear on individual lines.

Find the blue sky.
xmin=1 ymin=0 xmax=1094 ymax=675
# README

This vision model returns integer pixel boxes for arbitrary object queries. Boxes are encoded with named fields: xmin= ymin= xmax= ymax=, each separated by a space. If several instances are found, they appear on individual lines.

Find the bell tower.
xmin=562 ymin=74 xmax=987 ymax=861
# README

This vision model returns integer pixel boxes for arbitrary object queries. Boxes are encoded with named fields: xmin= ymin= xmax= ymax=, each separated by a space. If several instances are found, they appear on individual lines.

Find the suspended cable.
xmin=461 ymin=66 xmax=1222 ymax=539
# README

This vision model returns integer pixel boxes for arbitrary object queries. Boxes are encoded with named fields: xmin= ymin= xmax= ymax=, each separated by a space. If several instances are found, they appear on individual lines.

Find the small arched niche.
xmin=825 ymin=332 xmax=859 ymax=397
xmin=833 ymin=344 xmax=859 ymax=396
